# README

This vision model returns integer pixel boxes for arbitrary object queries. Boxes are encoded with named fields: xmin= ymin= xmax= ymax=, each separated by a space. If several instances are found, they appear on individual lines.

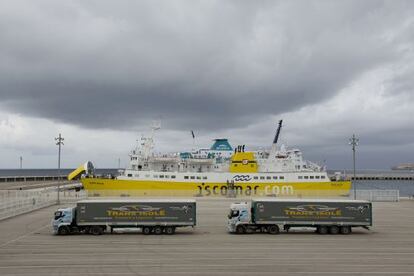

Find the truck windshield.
xmin=228 ymin=210 xmax=239 ymax=219
xmin=54 ymin=211 xmax=63 ymax=220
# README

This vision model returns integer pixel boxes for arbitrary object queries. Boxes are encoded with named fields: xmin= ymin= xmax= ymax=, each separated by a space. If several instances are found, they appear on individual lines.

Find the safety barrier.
xmin=0 ymin=188 xmax=400 ymax=221
xmin=352 ymin=189 xmax=400 ymax=202
xmin=0 ymin=187 xmax=87 ymax=221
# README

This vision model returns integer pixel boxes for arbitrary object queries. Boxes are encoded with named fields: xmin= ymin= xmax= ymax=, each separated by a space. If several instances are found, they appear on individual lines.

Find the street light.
xmin=349 ymin=134 xmax=359 ymax=199
xmin=55 ymin=133 xmax=64 ymax=204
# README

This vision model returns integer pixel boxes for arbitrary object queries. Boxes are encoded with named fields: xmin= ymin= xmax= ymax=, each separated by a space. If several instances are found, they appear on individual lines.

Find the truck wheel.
xmin=165 ymin=226 xmax=176 ymax=235
xmin=236 ymin=225 xmax=246 ymax=234
xmin=154 ymin=226 xmax=163 ymax=235
xmin=267 ymin=225 xmax=280 ymax=234
xmin=142 ymin=227 xmax=152 ymax=235
xmin=245 ymin=227 xmax=254 ymax=234
xmin=340 ymin=226 xmax=351 ymax=235
xmin=58 ymin=226 xmax=70 ymax=235
xmin=90 ymin=226 xmax=103 ymax=235
xmin=317 ymin=226 xmax=328 ymax=234
xmin=329 ymin=226 xmax=340 ymax=234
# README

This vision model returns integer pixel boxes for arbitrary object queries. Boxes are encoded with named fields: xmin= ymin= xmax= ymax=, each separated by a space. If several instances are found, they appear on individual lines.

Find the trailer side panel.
xmin=252 ymin=200 xmax=372 ymax=226
xmin=76 ymin=201 xmax=196 ymax=226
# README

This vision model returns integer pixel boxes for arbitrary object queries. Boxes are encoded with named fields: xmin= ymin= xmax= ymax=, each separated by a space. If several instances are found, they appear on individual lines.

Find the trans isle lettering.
xmin=284 ymin=210 xmax=342 ymax=217
xmin=107 ymin=210 xmax=166 ymax=217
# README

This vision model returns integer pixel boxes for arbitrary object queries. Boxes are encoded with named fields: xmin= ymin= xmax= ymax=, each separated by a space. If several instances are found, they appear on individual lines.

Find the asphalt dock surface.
xmin=0 ymin=198 xmax=413 ymax=275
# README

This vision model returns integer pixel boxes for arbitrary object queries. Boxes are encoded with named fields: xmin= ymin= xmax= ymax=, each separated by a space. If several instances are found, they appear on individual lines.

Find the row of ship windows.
xmin=126 ymin=174 xmax=325 ymax=180
xmin=299 ymin=175 xmax=325 ymax=179
xmin=254 ymin=176 xmax=284 ymax=180
xmin=127 ymin=174 xmax=177 ymax=179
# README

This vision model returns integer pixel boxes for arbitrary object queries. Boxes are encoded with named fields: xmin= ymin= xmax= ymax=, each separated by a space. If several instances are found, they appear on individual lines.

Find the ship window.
xmin=273 ymin=176 xmax=277 ymax=180
xmin=234 ymin=164 xmax=238 ymax=167
xmin=203 ymin=176 xmax=207 ymax=180
xmin=266 ymin=176 xmax=271 ymax=180
xmin=280 ymin=176 xmax=284 ymax=180
xmin=315 ymin=176 xmax=320 ymax=179
xmin=298 ymin=176 xmax=303 ymax=179
xmin=171 ymin=175 xmax=176 ymax=179
xmin=154 ymin=175 xmax=158 ymax=178
xmin=310 ymin=176 xmax=314 ymax=179
xmin=304 ymin=176 xmax=309 ymax=179
xmin=207 ymin=166 xmax=210 ymax=169
xmin=127 ymin=174 xmax=132 ymax=177
xmin=192 ymin=166 xmax=195 ymax=169
xmin=159 ymin=175 xmax=164 ymax=179
xmin=196 ymin=176 xmax=201 ymax=180
xmin=184 ymin=176 xmax=189 ymax=179
xmin=171 ymin=165 xmax=174 ymax=168
xmin=321 ymin=175 xmax=326 ymax=179
xmin=260 ymin=176 xmax=265 ymax=180
xmin=254 ymin=176 xmax=258 ymax=180
xmin=165 ymin=175 xmax=170 ymax=179
xmin=190 ymin=176 xmax=195 ymax=179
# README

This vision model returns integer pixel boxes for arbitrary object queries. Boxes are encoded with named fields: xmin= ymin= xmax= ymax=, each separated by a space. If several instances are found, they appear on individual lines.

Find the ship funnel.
xmin=272 ymin=120 xmax=283 ymax=144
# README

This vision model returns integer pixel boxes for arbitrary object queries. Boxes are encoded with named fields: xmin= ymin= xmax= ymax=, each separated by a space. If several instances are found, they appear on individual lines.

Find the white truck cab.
xmin=227 ymin=202 xmax=251 ymax=233
xmin=52 ymin=207 xmax=75 ymax=235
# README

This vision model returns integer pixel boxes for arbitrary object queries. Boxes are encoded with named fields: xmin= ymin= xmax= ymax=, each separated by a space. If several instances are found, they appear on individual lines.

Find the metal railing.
xmin=0 ymin=187 xmax=87 ymax=221
xmin=0 ymin=188 xmax=400 ymax=221
xmin=352 ymin=189 xmax=399 ymax=202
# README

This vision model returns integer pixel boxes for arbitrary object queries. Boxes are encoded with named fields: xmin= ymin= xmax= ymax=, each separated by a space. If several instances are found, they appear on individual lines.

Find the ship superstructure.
xmin=78 ymin=121 xmax=351 ymax=197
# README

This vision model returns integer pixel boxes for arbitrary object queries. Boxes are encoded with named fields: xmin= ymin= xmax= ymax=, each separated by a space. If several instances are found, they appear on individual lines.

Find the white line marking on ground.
xmin=0 ymin=224 xmax=50 ymax=248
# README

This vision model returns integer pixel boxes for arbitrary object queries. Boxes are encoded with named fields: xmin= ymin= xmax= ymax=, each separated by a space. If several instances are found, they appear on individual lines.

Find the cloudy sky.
xmin=0 ymin=0 xmax=413 ymax=169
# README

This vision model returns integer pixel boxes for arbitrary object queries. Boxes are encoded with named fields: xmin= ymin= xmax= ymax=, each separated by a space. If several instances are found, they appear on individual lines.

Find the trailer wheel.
xmin=340 ymin=226 xmax=351 ymax=235
xmin=165 ymin=226 xmax=176 ymax=235
xmin=317 ymin=226 xmax=328 ymax=234
xmin=58 ymin=226 xmax=70 ymax=235
xmin=267 ymin=225 xmax=280 ymax=235
xmin=329 ymin=226 xmax=340 ymax=234
xmin=90 ymin=226 xmax=103 ymax=235
xmin=142 ymin=226 xmax=152 ymax=235
xmin=236 ymin=225 xmax=246 ymax=234
xmin=154 ymin=226 xmax=163 ymax=235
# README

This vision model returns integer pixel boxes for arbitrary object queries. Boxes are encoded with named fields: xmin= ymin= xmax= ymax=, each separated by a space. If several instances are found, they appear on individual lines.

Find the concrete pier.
xmin=0 ymin=198 xmax=413 ymax=275
xmin=350 ymin=175 xmax=414 ymax=181
xmin=329 ymin=173 xmax=414 ymax=181
xmin=0 ymin=176 xmax=67 ymax=183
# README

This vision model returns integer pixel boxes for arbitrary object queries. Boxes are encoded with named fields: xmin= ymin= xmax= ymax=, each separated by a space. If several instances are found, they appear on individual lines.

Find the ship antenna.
xmin=273 ymin=120 xmax=283 ymax=144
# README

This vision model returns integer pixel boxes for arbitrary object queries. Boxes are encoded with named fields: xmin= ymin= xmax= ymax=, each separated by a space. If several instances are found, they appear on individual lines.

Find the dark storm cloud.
xmin=0 ymin=0 xmax=413 ymax=132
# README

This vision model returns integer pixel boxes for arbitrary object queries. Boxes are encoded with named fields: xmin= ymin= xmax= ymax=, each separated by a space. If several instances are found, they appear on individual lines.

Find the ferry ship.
xmin=70 ymin=121 xmax=351 ymax=197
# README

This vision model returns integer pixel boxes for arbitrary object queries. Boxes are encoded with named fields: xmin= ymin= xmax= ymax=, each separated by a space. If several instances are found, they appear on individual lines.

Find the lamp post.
xmin=349 ymin=134 xmax=359 ymax=199
xmin=55 ymin=133 xmax=64 ymax=204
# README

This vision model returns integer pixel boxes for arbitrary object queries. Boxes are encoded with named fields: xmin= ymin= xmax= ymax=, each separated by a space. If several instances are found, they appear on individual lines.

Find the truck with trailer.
xmin=52 ymin=199 xmax=196 ymax=235
xmin=227 ymin=199 xmax=372 ymax=234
